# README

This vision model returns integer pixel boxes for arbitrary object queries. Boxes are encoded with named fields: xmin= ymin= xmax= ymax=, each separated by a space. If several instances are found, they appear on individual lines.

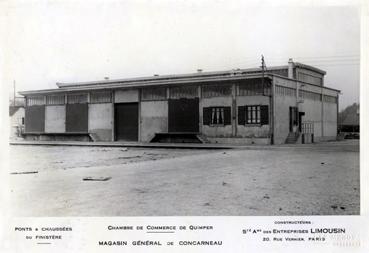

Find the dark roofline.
xmin=18 ymin=63 xmax=332 ymax=96
xmin=55 ymin=63 xmax=326 ymax=88
xmin=19 ymin=73 xmax=273 ymax=96
xmin=55 ymin=66 xmax=290 ymax=88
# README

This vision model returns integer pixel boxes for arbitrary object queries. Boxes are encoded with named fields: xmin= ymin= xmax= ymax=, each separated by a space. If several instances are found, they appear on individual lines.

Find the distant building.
xmin=9 ymin=105 xmax=25 ymax=139
xmin=19 ymin=59 xmax=339 ymax=144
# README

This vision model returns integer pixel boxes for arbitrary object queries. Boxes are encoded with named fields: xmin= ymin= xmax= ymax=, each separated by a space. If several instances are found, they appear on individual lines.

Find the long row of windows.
xmin=297 ymin=72 xmax=323 ymax=86
xmin=142 ymin=81 xmax=271 ymax=101
xmin=276 ymin=86 xmax=336 ymax=104
xmin=27 ymin=92 xmax=112 ymax=106
xmin=27 ymin=87 xmax=337 ymax=105
xmin=238 ymin=81 xmax=271 ymax=96
xmin=275 ymin=85 xmax=296 ymax=97
xmin=299 ymin=90 xmax=322 ymax=101
xmin=203 ymin=105 xmax=269 ymax=126
xmin=141 ymin=87 xmax=167 ymax=101
xmin=202 ymin=84 xmax=232 ymax=98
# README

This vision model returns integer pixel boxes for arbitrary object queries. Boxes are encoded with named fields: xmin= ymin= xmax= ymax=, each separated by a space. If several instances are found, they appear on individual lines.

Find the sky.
xmin=1 ymin=0 xmax=361 ymax=109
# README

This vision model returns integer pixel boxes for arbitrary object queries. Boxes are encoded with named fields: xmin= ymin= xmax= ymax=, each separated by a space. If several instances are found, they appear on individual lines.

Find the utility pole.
xmin=260 ymin=55 xmax=267 ymax=95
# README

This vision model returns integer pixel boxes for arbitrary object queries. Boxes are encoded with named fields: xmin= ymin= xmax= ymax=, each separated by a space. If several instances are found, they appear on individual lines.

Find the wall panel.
xmin=45 ymin=105 xmax=65 ymax=133
xmin=66 ymin=104 xmax=88 ymax=132
xmin=25 ymin=105 xmax=45 ymax=132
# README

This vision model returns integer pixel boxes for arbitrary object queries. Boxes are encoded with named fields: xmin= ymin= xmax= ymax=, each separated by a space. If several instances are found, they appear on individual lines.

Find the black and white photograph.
xmin=1 ymin=0 xmax=368 ymax=252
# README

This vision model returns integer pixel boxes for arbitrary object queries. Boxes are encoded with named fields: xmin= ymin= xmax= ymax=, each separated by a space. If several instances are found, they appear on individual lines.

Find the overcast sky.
xmin=2 ymin=0 xmax=361 ymax=109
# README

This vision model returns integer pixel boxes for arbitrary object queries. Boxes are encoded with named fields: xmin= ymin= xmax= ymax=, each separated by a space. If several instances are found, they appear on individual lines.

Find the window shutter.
xmin=238 ymin=106 xmax=245 ymax=125
xmin=203 ymin=107 xmax=211 ymax=125
xmin=260 ymin=105 xmax=269 ymax=125
xmin=224 ymin=107 xmax=231 ymax=125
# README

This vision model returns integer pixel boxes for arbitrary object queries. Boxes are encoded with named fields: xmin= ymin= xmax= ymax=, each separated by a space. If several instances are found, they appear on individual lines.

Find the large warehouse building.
xmin=19 ymin=59 xmax=339 ymax=145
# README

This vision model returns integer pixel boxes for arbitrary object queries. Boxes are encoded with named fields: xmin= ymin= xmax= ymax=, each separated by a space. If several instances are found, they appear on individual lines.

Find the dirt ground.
xmin=8 ymin=140 xmax=359 ymax=216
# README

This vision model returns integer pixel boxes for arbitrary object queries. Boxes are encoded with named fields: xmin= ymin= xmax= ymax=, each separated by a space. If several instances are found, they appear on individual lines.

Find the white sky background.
xmin=1 ymin=0 xmax=361 ymax=109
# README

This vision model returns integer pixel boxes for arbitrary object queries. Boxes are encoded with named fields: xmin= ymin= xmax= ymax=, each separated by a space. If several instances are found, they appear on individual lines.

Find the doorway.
xmin=115 ymin=103 xmax=139 ymax=141
xmin=168 ymin=98 xmax=199 ymax=133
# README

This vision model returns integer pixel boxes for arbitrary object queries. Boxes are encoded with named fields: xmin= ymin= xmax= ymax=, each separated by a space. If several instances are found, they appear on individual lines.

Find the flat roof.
xmin=19 ymin=72 xmax=273 ymax=95
xmin=19 ymin=63 xmax=336 ymax=96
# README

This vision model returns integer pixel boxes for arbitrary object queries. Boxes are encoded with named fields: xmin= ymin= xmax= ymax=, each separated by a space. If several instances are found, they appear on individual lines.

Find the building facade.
xmin=9 ymin=106 xmax=25 ymax=139
xmin=19 ymin=60 xmax=340 ymax=144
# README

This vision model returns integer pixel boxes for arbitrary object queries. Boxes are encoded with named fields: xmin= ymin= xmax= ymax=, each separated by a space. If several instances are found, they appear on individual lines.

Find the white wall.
xmin=45 ymin=105 xmax=65 ymax=133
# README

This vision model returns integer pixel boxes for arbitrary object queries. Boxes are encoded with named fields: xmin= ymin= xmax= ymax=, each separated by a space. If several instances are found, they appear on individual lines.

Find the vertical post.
xmin=261 ymin=55 xmax=266 ymax=96
xmin=271 ymin=76 xmax=276 ymax=145
xmin=232 ymin=83 xmax=237 ymax=137
xmin=336 ymin=94 xmax=339 ymax=138
xmin=198 ymin=85 xmax=202 ymax=134
xmin=87 ymin=92 xmax=90 ymax=134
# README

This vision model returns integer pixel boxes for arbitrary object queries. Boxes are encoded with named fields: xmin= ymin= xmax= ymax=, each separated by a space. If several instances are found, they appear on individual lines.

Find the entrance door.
xmin=168 ymin=98 xmax=199 ymax=132
xmin=289 ymin=106 xmax=298 ymax=132
xmin=115 ymin=103 xmax=139 ymax=141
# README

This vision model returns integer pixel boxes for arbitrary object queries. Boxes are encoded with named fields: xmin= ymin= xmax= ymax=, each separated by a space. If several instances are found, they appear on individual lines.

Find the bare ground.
xmin=8 ymin=140 xmax=359 ymax=216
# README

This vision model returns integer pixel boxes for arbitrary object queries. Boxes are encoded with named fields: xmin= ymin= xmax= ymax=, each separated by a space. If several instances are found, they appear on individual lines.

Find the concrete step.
xmin=150 ymin=132 xmax=203 ymax=143
xmin=285 ymin=132 xmax=300 ymax=144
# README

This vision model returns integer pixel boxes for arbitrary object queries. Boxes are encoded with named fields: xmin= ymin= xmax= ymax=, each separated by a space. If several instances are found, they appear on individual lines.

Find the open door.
xmin=115 ymin=103 xmax=139 ymax=141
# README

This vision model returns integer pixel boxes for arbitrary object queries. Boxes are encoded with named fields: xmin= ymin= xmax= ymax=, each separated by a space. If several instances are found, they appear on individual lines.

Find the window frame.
xmin=67 ymin=93 xmax=88 ymax=104
xmin=238 ymin=105 xmax=269 ymax=126
xmin=210 ymin=107 xmax=225 ymax=126
xmin=46 ymin=94 xmax=65 ymax=105
xmin=203 ymin=106 xmax=231 ymax=127
xmin=202 ymin=84 xmax=232 ymax=98
xmin=141 ymin=87 xmax=167 ymax=101
xmin=245 ymin=105 xmax=261 ymax=125
xmin=90 ymin=91 xmax=112 ymax=104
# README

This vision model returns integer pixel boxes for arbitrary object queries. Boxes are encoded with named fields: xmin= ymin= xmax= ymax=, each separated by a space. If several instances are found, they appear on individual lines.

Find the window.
xmin=202 ymin=84 xmax=232 ymax=98
xmin=67 ymin=94 xmax=87 ymax=104
xmin=46 ymin=94 xmax=65 ymax=105
xmin=170 ymin=86 xmax=198 ymax=99
xmin=299 ymin=90 xmax=321 ymax=101
xmin=90 ymin=91 xmax=112 ymax=103
xmin=22 ymin=117 xmax=24 ymax=125
xmin=246 ymin=106 xmax=260 ymax=124
xmin=141 ymin=87 xmax=167 ymax=101
xmin=297 ymin=72 xmax=323 ymax=86
xmin=238 ymin=78 xmax=271 ymax=96
xmin=203 ymin=107 xmax=231 ymax=126
xmin=212 ymin=107 xmax=224 ymax=125
xmin=26 ymin=96 xmax=44 ymax=106
xmin=238 ymin=105 xmax=269 ymax=125
xmin=276 ymin=85 xmax=296 ymax=97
